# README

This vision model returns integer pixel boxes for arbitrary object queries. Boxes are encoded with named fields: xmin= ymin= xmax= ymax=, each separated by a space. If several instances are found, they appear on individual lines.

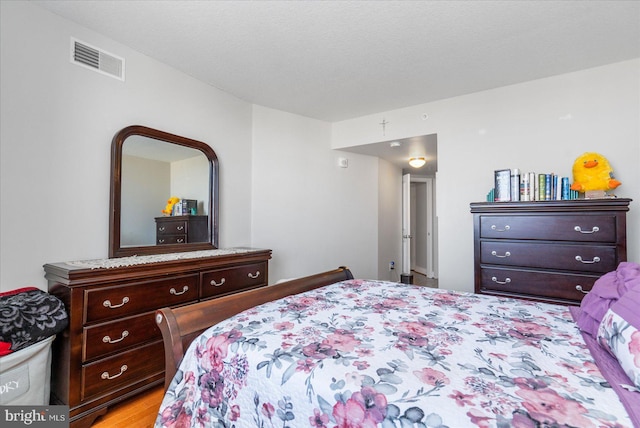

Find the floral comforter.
xmin=155 ymin=280 xmax=633 ymax=427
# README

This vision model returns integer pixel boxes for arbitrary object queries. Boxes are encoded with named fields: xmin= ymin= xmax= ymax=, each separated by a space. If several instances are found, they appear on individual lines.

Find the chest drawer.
xmin=83 ymin=311 xmax=160 ymax=361
xmin=201 ymin=262 xmax=267 ymax=299
xmin=479 ymin=267 xmax=597 ymax=303
xmin=157 ymin=234 xmax=187 ymax=244
xmin=85 ymin=274 xmax=198 ymax=323
xmin=81 ymin=340 xmax=164 ymax=401
xmin=479 ymin=215 xmax=616 ymax=242
xmin=156 ymin=219 xmax=188 ymax=235
xmin=480 ymin=241 xmax=617 ymax=273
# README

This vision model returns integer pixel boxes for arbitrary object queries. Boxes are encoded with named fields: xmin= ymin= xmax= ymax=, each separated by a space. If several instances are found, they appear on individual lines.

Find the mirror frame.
xmin=109 ymin=125 xmax=219 ymax=258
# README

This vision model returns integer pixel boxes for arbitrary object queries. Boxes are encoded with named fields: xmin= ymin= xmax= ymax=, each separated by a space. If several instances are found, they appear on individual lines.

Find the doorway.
xmin=335 ymin=133 xmax=438 ymax=283
xmin=410 ymin=177 xmax=437 ymax=281
xmin=402 ymin=174 xmax=437 ymax=286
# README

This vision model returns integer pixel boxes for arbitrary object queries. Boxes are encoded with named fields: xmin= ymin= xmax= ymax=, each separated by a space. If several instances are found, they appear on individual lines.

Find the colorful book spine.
xmin=510 ymin=169 xmax=520 ymax=201
xmin=561 ymin=177 xmax=570 ymax=200
xmin=530 ymin=172 xmax=536 ymax=201
xmin=545 ymin=174 xmax=551 ymax=201
xmin=520 ymin=173 xmax=529 ymax=201
xmin=538 ymin=174 xmax=546 ymax=201
xmin=494 ymin=169 xmax=511 ymax=202
xmin=490 ymin=171 xmax=577 ymax=202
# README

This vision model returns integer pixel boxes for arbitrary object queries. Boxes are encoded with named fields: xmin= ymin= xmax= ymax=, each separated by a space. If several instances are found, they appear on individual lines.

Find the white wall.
xmin=0 ymin=2 xmax=254 ymax=291
xmin=378 ymin=159 xmax=402 ymax=282
xmin=121 ymin=155 xmax=169 ymax=246
xmin=171 ymin=155 xmax=210 ymax=215
xmin=333 ymin=59 xmax=640 ymax=292
xmin=251 ymin=105 xmax=379 ymax=283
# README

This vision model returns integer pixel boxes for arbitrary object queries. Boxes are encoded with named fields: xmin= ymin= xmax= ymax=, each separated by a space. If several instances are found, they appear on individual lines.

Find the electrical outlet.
xmin=389 ymin=261 xmax=395 ymax=271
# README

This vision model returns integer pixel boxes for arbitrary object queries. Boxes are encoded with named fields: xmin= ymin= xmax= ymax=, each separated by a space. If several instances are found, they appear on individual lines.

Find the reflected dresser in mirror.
xmin=155 ymin=215 xmax=208 ymax=244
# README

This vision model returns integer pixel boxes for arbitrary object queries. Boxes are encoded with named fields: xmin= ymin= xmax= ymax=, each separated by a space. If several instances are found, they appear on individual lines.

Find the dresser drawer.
xmin=81 ymin=340 xmax=164 ymax=401
xmin=479 ymin=215 xmax=617 ymax=242
xmin=157 ymin=234 xmax=187 ymax=244
xmin=85 ymin=274 xmax=198 ymax=323
xmin=480 ymin=267 xmax=597 ymax=303
xmin=83 ymin=311 xmax=160 ymax=362
xmin=156 ymin=219 xmax=188 ymax=235
xmin=480 ymin=241 xmax=617 ymax=273
xmin=201 ymin=262 xmax=267 ymax=299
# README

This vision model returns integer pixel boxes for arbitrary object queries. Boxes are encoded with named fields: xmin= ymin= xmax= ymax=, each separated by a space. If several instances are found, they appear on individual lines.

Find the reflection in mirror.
xmin=109 ymin=126 xmax=218 ymax=258
xmin=121 ymin=137 xmax=209 ymax=246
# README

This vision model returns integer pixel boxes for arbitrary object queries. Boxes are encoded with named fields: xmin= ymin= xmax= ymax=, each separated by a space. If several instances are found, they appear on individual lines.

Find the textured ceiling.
xmin=32 ymin=0 xmax=640 ymax=123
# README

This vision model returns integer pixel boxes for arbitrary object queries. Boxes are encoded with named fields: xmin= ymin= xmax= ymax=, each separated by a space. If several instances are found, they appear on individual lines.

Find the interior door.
xmin=425 ymin=177 xmax=435 ymax=278
xmin=402 ymin=173 xmax=411 ymax=279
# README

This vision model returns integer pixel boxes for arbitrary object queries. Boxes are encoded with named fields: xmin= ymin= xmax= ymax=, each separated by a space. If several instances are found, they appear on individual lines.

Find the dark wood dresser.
xmin=155 ymin=215 xmax=208 ymax=244
xmin=471 ymin=199 xmax=630 ymax=305
xmin=44 ymin=248 xmax=271 ymax=428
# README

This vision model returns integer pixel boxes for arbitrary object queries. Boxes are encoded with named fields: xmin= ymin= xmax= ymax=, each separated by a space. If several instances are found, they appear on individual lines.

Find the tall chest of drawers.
xmin=44 ymin=248 xmax=271 ymax=428
xmin=470 ymin=199 xmax=630 ymax=305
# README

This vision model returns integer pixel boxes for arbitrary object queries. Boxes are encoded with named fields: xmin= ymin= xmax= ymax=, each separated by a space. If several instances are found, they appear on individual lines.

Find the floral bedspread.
xmin=155 ymin=280 xmax=632 ymax=427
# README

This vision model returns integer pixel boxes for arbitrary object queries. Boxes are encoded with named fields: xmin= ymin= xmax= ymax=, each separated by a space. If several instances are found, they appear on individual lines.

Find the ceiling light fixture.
xmin=409 ymin=157 xmax=426 ymax=168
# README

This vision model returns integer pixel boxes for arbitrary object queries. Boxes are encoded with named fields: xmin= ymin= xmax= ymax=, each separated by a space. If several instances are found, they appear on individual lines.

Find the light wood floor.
xmin=91 ymin=385 xmax=164 ymax=428
xmin=381 ymin=270 xmax=438 ymax=287
xmin=412 ymin=271 xmax=438 ymax=288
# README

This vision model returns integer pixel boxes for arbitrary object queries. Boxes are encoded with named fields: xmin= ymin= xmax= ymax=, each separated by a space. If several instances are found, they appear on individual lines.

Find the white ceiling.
xmin=31 ymin=0 xmax=639 ymax=171
xmin=342 ymin=134 xmax=439 ymax=175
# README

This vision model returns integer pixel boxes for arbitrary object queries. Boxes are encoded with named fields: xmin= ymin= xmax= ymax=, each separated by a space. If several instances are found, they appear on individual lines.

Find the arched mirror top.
xmin=109 ymin=125 xmax=219 ymax=258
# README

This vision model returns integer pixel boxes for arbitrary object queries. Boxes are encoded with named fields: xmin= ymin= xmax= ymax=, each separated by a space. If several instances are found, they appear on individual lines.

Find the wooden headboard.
xmin=155 ymin=266 xmax=354 ymax=390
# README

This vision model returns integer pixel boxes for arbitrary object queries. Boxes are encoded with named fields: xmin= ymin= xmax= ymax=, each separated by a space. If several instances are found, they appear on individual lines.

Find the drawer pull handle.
xmin=248 ymin=271 xmax=260 ymax=279
xmin=170 ymin=286 xmax=189 ymax=295
xmin=103 ymin=330 xmax=129 ymax=344
xmin=211 ymin=278 xmax=226 ymax=287
xmin=490 ymin=225 xmax=510 ymax=232
xmin=574 ymin=226 xmax=599 ymax=234
xmin=103 ymin=297 xmax=129 ymax=309
xmin=491 ymin=250 xmax=511 ymax=258
xmin=575 ymin=285 xmax=590 ymax=294
xmin=575 ymin=255 xmax=601 ymax=264
xmin=158 ymin=239 xmax=165 ymax=243
xmin=176 ymin=238 xmax=185 ymax=243
xmin=177 ymin=225 xmax=184 ymax=231
xmin=159 ymin=226 xmax=166 ymax=232
xmin=491 ymin=276 xmax=511 ymax=285
xmin=101 ymin=365 xmax=128 ymax=380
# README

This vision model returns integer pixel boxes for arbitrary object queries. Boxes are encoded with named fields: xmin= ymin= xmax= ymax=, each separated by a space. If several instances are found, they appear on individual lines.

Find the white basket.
xmin=0 ymin=335 xmax=55 ymax=405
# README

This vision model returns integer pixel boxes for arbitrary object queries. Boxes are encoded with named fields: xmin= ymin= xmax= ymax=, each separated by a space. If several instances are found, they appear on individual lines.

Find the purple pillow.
xmin=597 ymin=286 xmax=640 ymax=388
xmin=577 ymin=262 xmax=640 ymax=336
xmin=609 ymin=284 xmax=640 ymax=330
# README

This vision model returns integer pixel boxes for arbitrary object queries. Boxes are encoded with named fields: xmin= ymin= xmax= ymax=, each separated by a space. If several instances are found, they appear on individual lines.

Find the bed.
xmin=154 ymin=265 xmax=640 ymax=427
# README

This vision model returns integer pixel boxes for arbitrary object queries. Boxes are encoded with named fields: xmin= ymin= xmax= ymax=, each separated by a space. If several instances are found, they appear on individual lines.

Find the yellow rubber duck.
xmin=570 ymin=152 xmax=621 ymax=192
xmin=162 ymin=196 xmax=180 ymax=215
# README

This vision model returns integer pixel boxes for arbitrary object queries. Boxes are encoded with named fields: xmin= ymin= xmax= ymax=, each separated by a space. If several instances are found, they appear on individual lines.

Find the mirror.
xmin=109 ymin=125 xmax=219 ymax=258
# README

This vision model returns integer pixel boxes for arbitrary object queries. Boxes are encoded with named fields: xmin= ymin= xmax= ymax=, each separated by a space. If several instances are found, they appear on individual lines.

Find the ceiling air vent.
xmin=71 ymin=38 xmax=125 ymax=81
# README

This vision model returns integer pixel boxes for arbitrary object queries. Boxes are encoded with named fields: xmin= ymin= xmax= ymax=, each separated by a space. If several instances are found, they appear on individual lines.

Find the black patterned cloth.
xmin=0 ymin=287 xmax=68 ymax=356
